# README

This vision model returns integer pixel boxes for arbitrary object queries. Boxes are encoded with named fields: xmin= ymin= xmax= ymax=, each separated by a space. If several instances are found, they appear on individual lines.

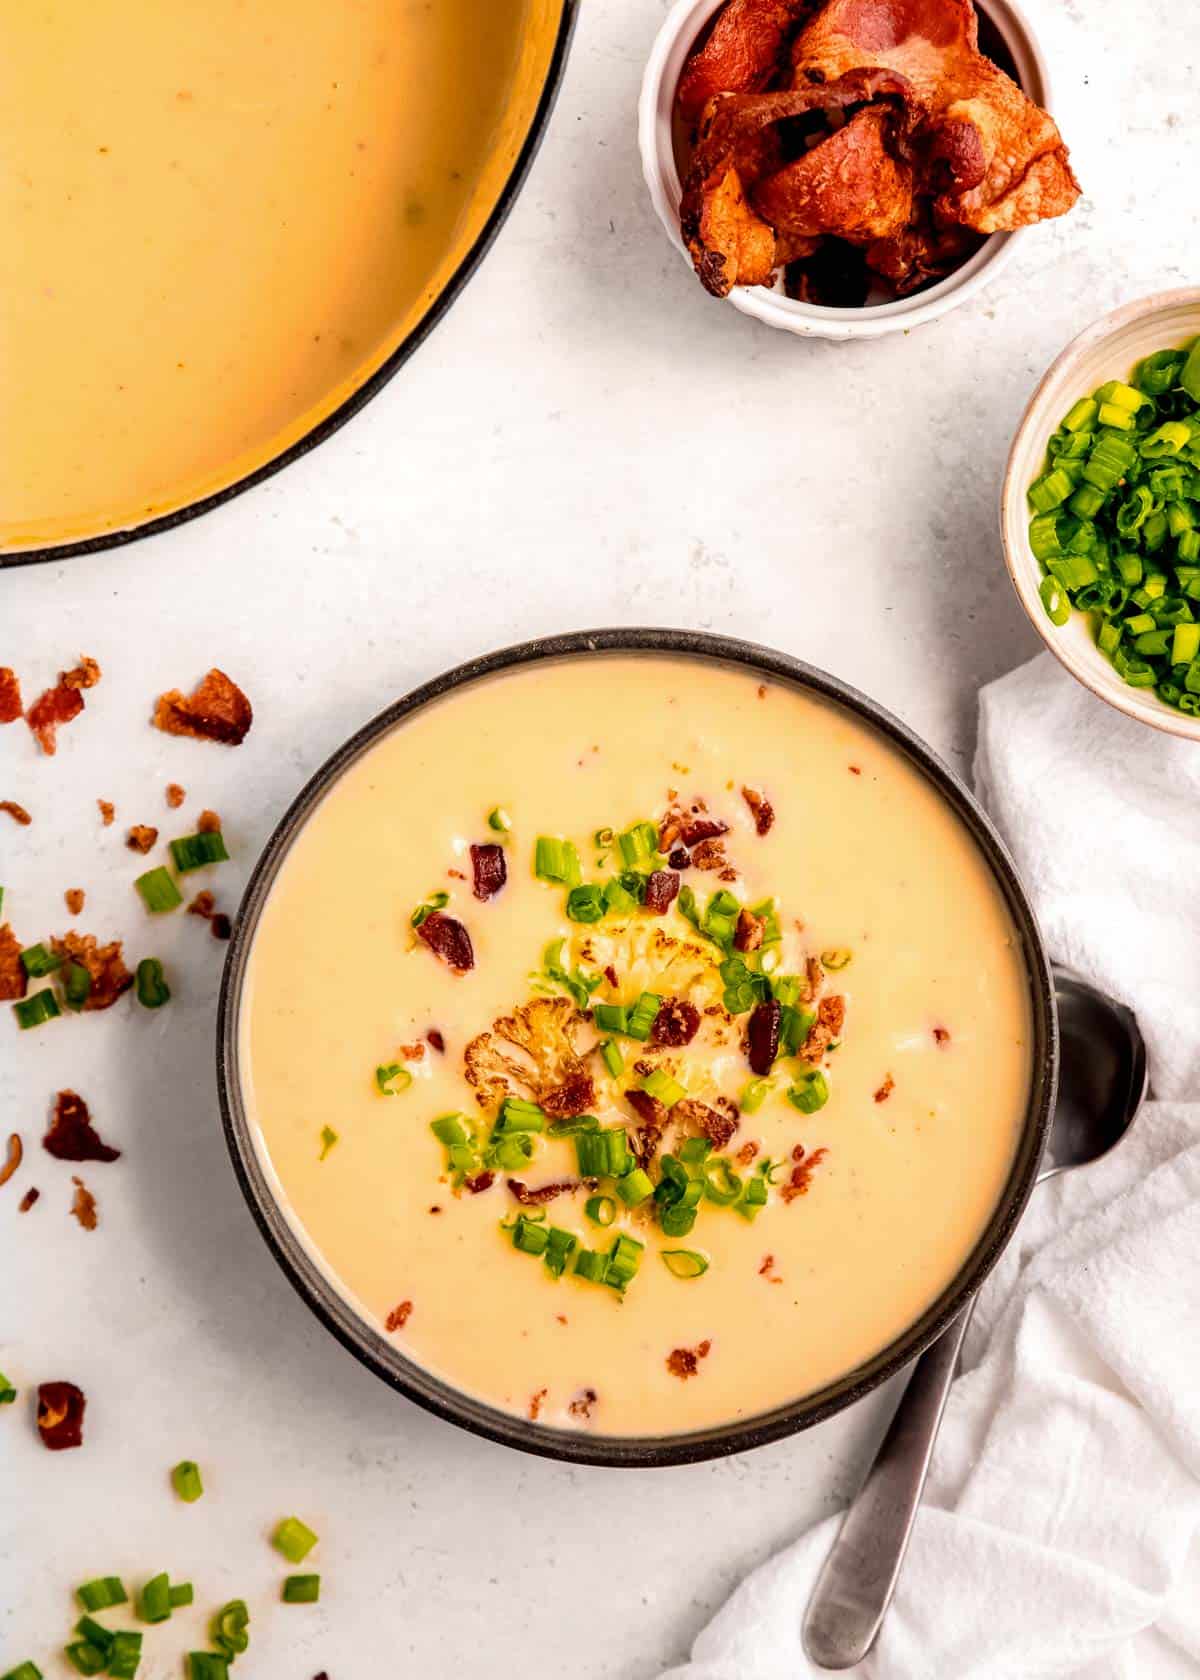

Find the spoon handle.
xmin=802 ymin=1300 xmax=975 ymax=1670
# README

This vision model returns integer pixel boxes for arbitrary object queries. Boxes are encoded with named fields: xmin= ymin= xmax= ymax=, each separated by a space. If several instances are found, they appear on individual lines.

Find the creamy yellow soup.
xmin=1 ymin=0 xmax=560 ymax=551
xmin=240 ymin=656 xmax=1032 ymax=1437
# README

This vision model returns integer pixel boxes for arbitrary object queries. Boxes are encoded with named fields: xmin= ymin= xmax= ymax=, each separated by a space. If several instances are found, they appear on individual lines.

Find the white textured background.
xmin=2 ymin=0 xmax=1196 ymax=1674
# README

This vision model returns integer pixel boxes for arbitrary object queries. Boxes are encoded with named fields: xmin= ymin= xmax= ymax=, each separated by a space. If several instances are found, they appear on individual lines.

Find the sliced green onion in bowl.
xmin=661 ymin=1248 xmax=709 ymax=1279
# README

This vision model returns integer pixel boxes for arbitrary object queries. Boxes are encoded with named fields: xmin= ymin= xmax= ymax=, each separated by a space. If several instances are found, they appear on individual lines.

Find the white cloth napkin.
xmin=661 ymin=653 xmax=1200 ymax=1680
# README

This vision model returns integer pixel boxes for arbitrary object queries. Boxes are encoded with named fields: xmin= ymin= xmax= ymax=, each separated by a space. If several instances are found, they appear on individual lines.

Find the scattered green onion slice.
xmin=169 ymin=830 xmax=230 ymax=873
xmin=640 ymin=1067 xmax=685 ymax=1107
xmin=533 ymin=836 xmax=581 ymax=886
xmin=19 ymin=942 xmax=61 ymax=978
xmin=106 ymin=1631 xmax=142 ymax=1680
xmin=186 ymin=1657 xmax=229 ymax=1680
xmin=585 ymin=1194 xmax=616 ymax=1227
xmin=788 ymin=1070 xmax=830 ymax=1114
xmin=135 ymin=957 xmax=170 ymax=1009
xmin=62 ymin=962 xmax=92 ymax=1011
xmin=487 ymin=806 xmax=512 ymax=833
xmin=135 ymin=867 xmax=183 ymax=913
xmin=496 ymin=1097 xmax=546 ymax=1133
xmin=565 ymin=883 xmax=605 ymax=923
xmin=212 ymin=1600 xmax=250 ymax=1656
xmin=739 ymin=1077 xmax=774 ymax=1115
xmin=1 ymin=1666 xmax=43 ymax=1680
xmin=599 ymin=1038 xmax=623 ymax=1079
xmin=703 ymin=1158 xmax=743 ymax=1207
xmin=138 ymin=1573 xmax=172 ymax=1624
xmin=63 ymin=1646 xmax=107 ymax=1678
xmin=318 ymin=1125 xmax=339 ymax=1160
xmin=13 ymin=989 xmax=61 ymax=1030
xmin=73 ymin=1620 xmax=113 ymax=1655
xmin=282 ymin=1574 xmax=320 ymax=1604
xmin=0 ymin=1372 xmax=16 ymax=1404
xmin=661 ymin=1248 xmax=709 ymax=1279
xmin=616 ymin=1167 xmax=654 ymax=1208
xmin=169 ymin=1583 xmax=195 ymax=1609
xmin=76 ymin=1577 xmax=128 ymax=1612
xmin=820 ymin=949 xmax=852 ymax=971
xmin=625 ymin=992 xmax=662 ymax=1041
xmin=171 ymin=1459 xmax=204 ymax=1502
xmin=272 ymin=1515 xmax=319 ymax=1563
xmin=410 ymin=889 xmax=450 ymax=928
xmin=375 ymin=1062 xmax=412 ymax=1096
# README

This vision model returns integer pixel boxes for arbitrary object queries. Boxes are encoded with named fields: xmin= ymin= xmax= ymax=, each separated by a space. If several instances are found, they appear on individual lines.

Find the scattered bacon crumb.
xmin=71 ymin=1176 xmax=98 ymax=1231
xmin=781 ymin=1146 xmax=829 ymax=1203
xmin=528 ymin=1387 xmax=548 ymax=1421
xmin=188 ymin=891 xmax=215 ymax=918
xmin=933 ymin=1026 xmax=951 ymax=1046
xmin=0 ymin=1133 xmax=22 ymax=1188
xmin=735 ymin=1139 xmax=759 ymax=1166
xmin=165 ymin=783 xmax=186 ymax=809
xmin=210 ymin=914 xmax=232 ymax=941
xmin=97 ymin=799 xmax=115 ymax=826
xmin=800 ymin=995 xmax=845 ymax=1064
xmin=734 ymin=908 xmax=765 ymax=953
xmin=568 ymin=1387 xmax=597 ymax=1419
xmin=50 ymin=933 xmax=133 ymax=1011
xmin=666 ymin=1341 xmax=712 ymax=1380
xmin=757 ymin=684 xmax=767 ymax=698
xmin=659 ymin=797 xmax=728 ymax=851
xmin=44 ymin=1091 xmax=121 ymax=1164
xmin=447 ymin=868 xmax=466 ymax=880
xmin=0 ymin=668 xmax=22 ymax=723
xmin=398 ymin=1042 xmax=426 ymax=1062
xmin=555 ymin=1315 xmax=568 ymax=1326
xmin=427 ymin=1029 xmax=445 ymax=1053
xmin=470 ymin=842 xmax=507 ymax=901
xmin=747 ymin=999 xmax=782 ymax=1075
xmin=691 ymin=837 xmax=729 ymax=872
xmin=644 ymin=869 xmax=681 ymax=914
xmin=19 ymin=1187 xmax=39 ymax=1213
xmin=26 ymin=679 xmax=85 ymax=756
xmin=675 ymin=1098 xmax=737 ymax=1152
xmin=741 ymin=786 xmax=775 ymax=836
xmin=153 ymin=668 xmax=252 ymax=745
xmin=874 ymin=1074 xmax=895 ymax=1104
xmin=464 ymin=1171 xmax=495 ymax=1195
xmin=604 ymin=965 xmax=619 ymax=989
xmin=197 ymin=809 xmax=221 ymax=833
xmin=126 ymin=824 xmax=158 ymax=854
xmin=650 ymin=996 xmax=700 ymax=1047
xmin=417 ymin=911 xmax=474 ymax=974
xmin=64 ymin=889 xmax=85 ymax=915
xmin=385 ymin=1300 xmax=412 ymax=1332
xmin=0 ymin=800 xmax=32 ymax=826
xmin=61 ymin=656 xmax=102 ymax=691
xmin=759 ymin=1253 xmax=775 ymax=1276
xmin=37 ymin=1381 xmax=86 ymax=1450
xmin=507 ymin=1178 xmax=578 ymax=1206
xmin=0 ymin=925 xmax=27 ymax=1001
xmin=849 ymin=765 xmax=862 ymax=776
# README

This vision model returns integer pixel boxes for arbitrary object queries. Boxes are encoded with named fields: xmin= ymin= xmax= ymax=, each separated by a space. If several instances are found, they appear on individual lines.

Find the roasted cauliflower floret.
xmin=464 ymin=996 xmax=596 ymax=1118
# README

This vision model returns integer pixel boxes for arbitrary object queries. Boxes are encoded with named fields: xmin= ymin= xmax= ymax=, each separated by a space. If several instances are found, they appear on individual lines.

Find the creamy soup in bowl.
xmin=220 ymin=632 xmax=1054 ymax=1463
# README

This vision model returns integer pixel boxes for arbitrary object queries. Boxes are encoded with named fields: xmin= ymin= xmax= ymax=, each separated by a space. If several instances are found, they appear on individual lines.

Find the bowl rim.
xmin=636 ymin=0 xmax=1045 ymax=341
xmin=216 ymin=627 xmax=1058 ymax=1468
xmin=1 ymin=0 xmax=580 ymax=571
xmin=1000 ymin=287 xmax=1200 ymax=742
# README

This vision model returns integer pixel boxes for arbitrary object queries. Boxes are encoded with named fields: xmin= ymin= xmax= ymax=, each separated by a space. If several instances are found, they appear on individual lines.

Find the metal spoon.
xmin=803 ymin=966 xmax=1148 ymax=1671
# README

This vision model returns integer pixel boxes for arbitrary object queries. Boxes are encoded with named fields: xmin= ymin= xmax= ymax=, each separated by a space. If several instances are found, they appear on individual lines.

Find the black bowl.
xmin=217 ymin=628 xmax=1057 ymax=1467
xmin=6 ymin=1 xmax=579 ymax=570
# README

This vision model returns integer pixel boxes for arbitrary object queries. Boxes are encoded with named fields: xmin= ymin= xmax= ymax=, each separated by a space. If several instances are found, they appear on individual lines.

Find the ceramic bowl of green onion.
xmin=1002 ymin=289 xmax=1200 ymax=738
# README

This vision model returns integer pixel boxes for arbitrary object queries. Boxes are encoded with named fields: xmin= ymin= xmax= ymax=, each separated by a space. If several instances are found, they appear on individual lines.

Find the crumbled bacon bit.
xmin=427 ymin=1029 xmax=445 ymax=1053
xmin=734 ymin=908 xmax=765 ymax=953
xmin=675 ymin=1098 xmax=736 ymax=1151
xmin=757 ymin=684 xmax=767 ymax=698
xmin=633 ymin=1059 xmax=654 ymax=1077
xmin=211 ymin=914 xmax=232 ymax=941
xmin=667 ymin=847 xmax=691 ymax=870
xmin=747 ymin=999 xmax=781 ymax=1075
xmin=165 ymin=783 xmax=186 ymax=808
xmin=680 ymin=811 xmax=728 ymax=847
xmin=759 ymin=1253 xmax=778 ymax=1279
xmin=528 ymin=1388 xmax=548 ymax=1421
xmin=26 ymin=679 xmax=85 ymax=755
xmin=399 ymin=1042 xmax=426 ymax=1062
xmin=37 ymin=1381 xmax=86 ymax=1450
xmin=470 ymin=843 xmax=507 ymax=901
xmin=691 ymin=837 xmax=729 ymax=872
xmin=197 ymin=809 xmax=221 ymax=833
xmin=153 ymin=668 xmax=252 ymax=745
xmin=506 ymin=1178 xmax=578 ymax=1206
xmin=61 ymin=656 xmax=101 ymax=691
xmin=0 ymin=668 xmax=22 ymax=723
xmin=801 ymin=996 xmax=845 ymax=1063
xmin=0 ymin=800 xmax=32 ymax=826
xmin=874 ymin=1074 xmax=895 ymax=1103
xmin=644 ymin=870 xmax=680 ymax=914
xmin=43 ymin=1091 xmax=121 ymax=1164
xmin=64 ymin=889 xmax=85 ymax=915
xmin=800 ymin=955 xmax=824 ymax=1004
xmin=781 ymin=1146 xmax=829 ymax=1202
xmin=417 ymin=911 xmax=474 ymax=974
xmin=50 ymin=933 xmax=133 ymax=1011
xmin=849 ymin=765 xmax=862 ymax=776
xmin=0 ymin=1133 xmax=22 ymax=1188
xmin=97 ymin=799 xmax=115 ymax=826
xmin=463 ymin=1171 xmax=495 ymax=1194
xmin=70 ymin=1176 xmax=98 ymax=1231
xmin=650 ymin=996 xmax=700 ymax=1047
xmin=126 ymin=824 xmax=158 ymax=854
xmin=385 ymin=1300 xmax=412 ymax=1332
xmin=19 ymin=1187 xmax=39 ymax=1213
xmin=568 ymin=1387 xmax=597 ymax=1419
xmin=741 ymin=786 xmax=775 ymax=836
xmin=604 ymin=965 xmax=619 ymax=989
xmin=625 ymin=1088 xmax=666 ymax=1168
xmin=188 ymin=890 xmax=215 ymax=918
xmin=447 ymin=868 xmax=466 ymax=880
xmin=666 ymin=1340 xmax=712 ymax=1380
xmin=0 ymin=925 xmax=26 ymax=1002
xmin=933 ymin=1026 xmax=951 ymax=1046
xmin=555 ymin=1314 xmax=567 ymax=1325
xmin=735 ymin=1139 xmax=759 ymax=1165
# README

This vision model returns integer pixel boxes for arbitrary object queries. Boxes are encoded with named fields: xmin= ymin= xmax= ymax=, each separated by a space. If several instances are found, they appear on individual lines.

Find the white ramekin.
xmin=1001 ymin=289 xmax=1200 ymax=741
xmin=638 ymin=0 xmax=1050 ymax=341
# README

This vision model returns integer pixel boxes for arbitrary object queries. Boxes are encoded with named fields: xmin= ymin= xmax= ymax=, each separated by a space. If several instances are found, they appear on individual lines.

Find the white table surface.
xmin=2 ymin=0 xmax=1194 ymax=1674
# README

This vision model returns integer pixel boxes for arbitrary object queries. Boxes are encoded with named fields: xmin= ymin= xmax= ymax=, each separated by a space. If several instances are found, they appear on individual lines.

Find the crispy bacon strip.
xmin=26 ymin=680 xmax=84 ymax=756
xmin=754 ymin=105 xmax=914 ymax=241
xmin=677 ymin=0 xmax=815 ymax=126
xmin=44 ymin=1091 xmax=121 ymax=1164
xmin=153 ymin=668 xmax=252 ymax=745
xmin=0 ymin=925 xmax=27 ymax=1002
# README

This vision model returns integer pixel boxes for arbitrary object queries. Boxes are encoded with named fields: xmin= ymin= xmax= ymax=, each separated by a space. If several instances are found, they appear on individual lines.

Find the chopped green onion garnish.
xmin=410 ymin=889 xmax=450 ymax=928
xmin=13 ymin=989 xmax=60 ymax=1029
xmin=574 ymin=1127 xmax=631 ymax=1180
xmin=282 ymin=1574 xmax=320 ymax=1604
xmin=19 ymin=942 xmax=61 ymax=978
xmin=73 ymin=1620 xmax=113 ymax=1655
xmin=603 ymin=874 xmax=642 ymax=913
xmin=585 ymin=1194 xmax=616 ymax=1227
xmin=616 ymin=820 xmax=659 ymax=871
xmin=375 ymin=1062 xmax=412 ymax=1096
xmin=1 ymin=1666 xmax=43 ymax=1680
xmin=212 ymin=1600 xmax=250 ymax=1657
xmin=625 ymin=992 xmax=662 ymax=1041
xmin=661 ymin=1248 xmax=709 ymax=1279
xmin=0 ymin=1372 xmax=16 ymax=1404
xmin=573 ymin=1248 xmax=607 ymax=1283
xmin=702 ymin=1158 xmax=743 ymax=1207
xmin=169 ymin=830 xmax=230 ymax=873
xmin=63 ymin=962 xmax=92 ymax=1010
xmin=272 ymin=1515 xmax=319 ymax=1563
xmin=599 ymin=1039 xmax=623 ymax=1079
xmin=592 ymin=1002 xmax=628 ymax=1035
xmin=510 ymin=1214 xmax=549 ymax=1255
xmin=63 ymin=1647 xmax=107 ymax=1678
xmin=565 ymin=883 xmax=605 ymax=923
xmin=616 ymin=1167 xmax=654 ymax=1208
xmin=487 ymin=807 xmax=512 ymax=833
xmin=604 ymin=1231 xmax=644 ymax=1291
xmin=534 ymin=836 xmax=581 ymax=886
xmin=76 ymin=1577 xmax=128 ymax=1612
xmin=168 ymin=1584 xmax=194 ymax=1609
xmin=788 ymin=1070 xmax=830 ymax=1113
xmin=186 ymin=1657 xmax=229 ymax=1680
xmin=820 ymin=949 xmax=852 ymax=970
xmin=736 ymin=1175 xmax=769 ymax=1220
xmin=543 ymin=1226 xmax=578 ymax=1278
xmin=135 ymin=956 xmax=170 ymax=1009
xmin=106 ymin=1631 xmax=142 ymax=1680
xmin=138 ymin=1573 xmax=172 ymax=1624
xmin=739 ymin=1077 xmax=774 ymax=1114
xmin=318 ymin=1125 xmax=339 ymax=1160
xmin=171 ymin=1459 xmax=204 ymax=1502
xmin=640 ymin=1068 xmax=685 ymax=1107
xmin=135 ymin=867 xmax=183 ymax=913
xmin=496 ymin=1097 xmax=547 ymax=1133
